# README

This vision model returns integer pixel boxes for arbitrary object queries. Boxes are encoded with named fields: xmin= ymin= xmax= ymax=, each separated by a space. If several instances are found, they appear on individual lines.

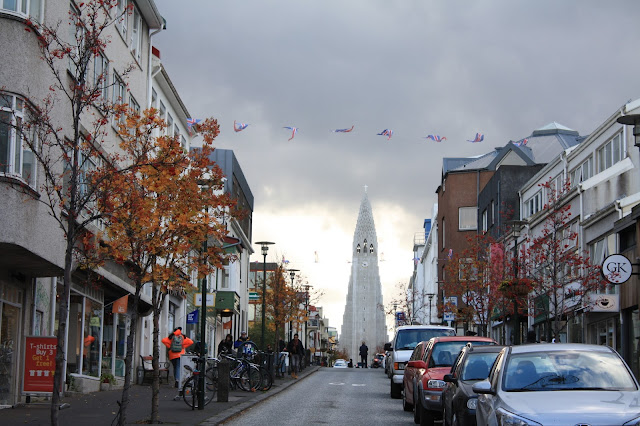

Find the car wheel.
xmin=390 ymin=380 xmax=402 ymax=399
xmin=452 ymin=413 xmax=459 ymax=426
xmin=442 ymin=404 xmax=449 ymax=426
xmin=419 ymin=404 xmax=435 ymax=426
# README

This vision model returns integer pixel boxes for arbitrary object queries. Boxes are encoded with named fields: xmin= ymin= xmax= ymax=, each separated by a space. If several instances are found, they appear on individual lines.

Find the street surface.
xmin=223 ymin=367 xmax=416 ymax=425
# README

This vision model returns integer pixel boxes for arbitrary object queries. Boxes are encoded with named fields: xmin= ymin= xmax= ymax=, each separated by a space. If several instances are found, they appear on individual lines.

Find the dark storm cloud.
xmin=154 ymin=0 xmax=640 ymax=231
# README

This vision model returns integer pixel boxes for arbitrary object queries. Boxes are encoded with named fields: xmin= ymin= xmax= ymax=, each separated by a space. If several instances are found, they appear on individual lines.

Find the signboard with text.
xmin=23 ymin=336 xmax=56 ymax=394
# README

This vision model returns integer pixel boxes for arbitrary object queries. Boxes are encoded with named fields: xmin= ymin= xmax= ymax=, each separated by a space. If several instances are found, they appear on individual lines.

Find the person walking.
xmin=218 ymin=333 xmax=234 ymax=356
xmin=161 ymin=327 xmax=194 ymax=388
xmin=359 ymin=341 xmax=369 ymax=368
xmin=286 ymin=333 xmax=304 ymax=379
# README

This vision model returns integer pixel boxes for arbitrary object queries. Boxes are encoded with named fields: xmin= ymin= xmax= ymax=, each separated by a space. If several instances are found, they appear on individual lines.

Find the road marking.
xmin=352 ymin=384 xmax=366 ymax=387
xmin=329 ymin=382 xmax=345 ymax=385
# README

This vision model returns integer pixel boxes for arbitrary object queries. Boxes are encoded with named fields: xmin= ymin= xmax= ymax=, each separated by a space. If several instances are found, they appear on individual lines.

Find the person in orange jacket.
xmin=161 ymin=327 xmax=194 ymax=388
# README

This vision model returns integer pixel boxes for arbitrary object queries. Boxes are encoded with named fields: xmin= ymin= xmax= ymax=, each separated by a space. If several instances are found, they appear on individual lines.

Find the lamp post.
xmin=509 ymin=220 xmax=526 ymax=345
xmin=426 ymin=293 xmax=435 ymax=325
xmin=617 ymin=114 xmax=640 ymax=149
xmin=256 ymin=241 xmax=274 ymax=350
xmin=303 ymin=284 xmax=312 ymax=362
xmin=288 ymin=269 xmax=299 ymax=342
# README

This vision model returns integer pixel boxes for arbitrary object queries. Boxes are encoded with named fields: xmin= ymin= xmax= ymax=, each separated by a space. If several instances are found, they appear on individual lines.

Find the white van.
xmin=385 ymin=324 xmax=455 ymax=399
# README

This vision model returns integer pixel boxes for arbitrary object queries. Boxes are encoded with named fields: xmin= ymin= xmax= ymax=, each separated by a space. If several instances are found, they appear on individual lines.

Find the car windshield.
xmin=461 ymin=352 xmax=500 ymax=381
xmin=395 ymin=328 xmax=455 ymax=350
xmin=431 ymin=341 xmax=494 ymax=367
xmin=503 ymin=350 xmax=638 ymax=392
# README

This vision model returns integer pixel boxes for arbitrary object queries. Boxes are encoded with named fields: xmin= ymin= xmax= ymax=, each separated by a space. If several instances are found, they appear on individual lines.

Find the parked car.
xmin=333 ymin=359 xmax=347 ymax=368
xmin=411 ymin=336 xmax=497 ymax=426
xmin=402 ymin=341 xmax=429 ymax=412
xmin=474 ymin=343 xmax=640 ymax=426
xmin=442 ymin=343 xmax=504 ymax=426
xmin=386 ymin=324 xmax=456 ymax=399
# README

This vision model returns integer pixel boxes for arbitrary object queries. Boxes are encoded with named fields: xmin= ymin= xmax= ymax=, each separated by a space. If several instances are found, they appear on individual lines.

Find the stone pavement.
xmin=2 ymin=366 xmax=320 ymax=425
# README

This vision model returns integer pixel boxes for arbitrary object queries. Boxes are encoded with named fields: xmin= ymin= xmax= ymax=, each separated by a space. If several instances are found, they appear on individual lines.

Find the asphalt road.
xmin=222 ymin=367 xmax=415 ymax=426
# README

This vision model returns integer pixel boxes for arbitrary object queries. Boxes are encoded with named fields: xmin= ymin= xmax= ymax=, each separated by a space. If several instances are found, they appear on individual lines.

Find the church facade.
xmin=340 ymin=192 xmax=388 ymax=361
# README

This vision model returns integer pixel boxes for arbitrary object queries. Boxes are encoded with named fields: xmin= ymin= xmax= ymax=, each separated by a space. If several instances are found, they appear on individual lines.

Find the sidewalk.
xmin=3 ymin=366 xmax=320 ymax=425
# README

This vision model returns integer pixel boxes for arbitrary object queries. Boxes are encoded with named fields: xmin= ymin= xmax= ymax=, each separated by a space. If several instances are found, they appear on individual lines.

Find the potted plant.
xmin=100 ymin=372 xmax=116 ymax=391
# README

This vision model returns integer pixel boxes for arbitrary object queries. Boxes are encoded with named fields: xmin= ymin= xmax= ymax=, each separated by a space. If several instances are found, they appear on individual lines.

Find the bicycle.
xmin=221 ymin=353 xmax=262 ymax=391
xmin=182 ymin=356 xmax=215 ymax=409
xmin=275 ymin=351 xmax=288 ymax=379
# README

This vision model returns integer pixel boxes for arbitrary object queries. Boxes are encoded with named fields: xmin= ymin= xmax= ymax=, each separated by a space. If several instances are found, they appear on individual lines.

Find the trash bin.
xmin=136 ymin=366 xmax=144 ymax=385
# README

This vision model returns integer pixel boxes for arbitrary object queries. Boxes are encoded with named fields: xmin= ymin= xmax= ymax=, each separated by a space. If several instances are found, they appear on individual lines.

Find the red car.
xmin=402 ymin=341 xmax=429 ymax=412
xmin=406 ymin=336 xmax=496 ymax=426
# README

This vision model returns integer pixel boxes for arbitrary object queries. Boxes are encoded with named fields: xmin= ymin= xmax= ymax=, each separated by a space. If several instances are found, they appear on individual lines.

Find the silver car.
xmin=473 ymin=343 xmax=640 ymax=426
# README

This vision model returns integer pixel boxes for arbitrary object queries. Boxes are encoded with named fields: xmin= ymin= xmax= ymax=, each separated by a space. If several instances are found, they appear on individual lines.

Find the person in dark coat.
xmin=286 ymin=333 xmax=305 ymax=379
xmin=359 ymin=341 xmax=369 ymax=368
xmin=218 ymin=333 xmax=233 ymax=355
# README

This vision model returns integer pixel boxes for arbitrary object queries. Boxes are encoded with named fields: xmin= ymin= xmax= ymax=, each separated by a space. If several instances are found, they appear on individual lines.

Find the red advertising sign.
xmin=24 ymin=336 xmax=56 ymax=394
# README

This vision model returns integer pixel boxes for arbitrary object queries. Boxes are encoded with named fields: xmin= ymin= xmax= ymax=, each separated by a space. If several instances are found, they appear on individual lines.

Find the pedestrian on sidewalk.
xmin=218 ymin=333 xmax=234 ymax=356
xmin=359 ymin=341 xmax=369 ymax=368
xmin=161 ymin=327 xmax=194 ymax=388
xmin=287 ymin=333 xmax=304 ymax=379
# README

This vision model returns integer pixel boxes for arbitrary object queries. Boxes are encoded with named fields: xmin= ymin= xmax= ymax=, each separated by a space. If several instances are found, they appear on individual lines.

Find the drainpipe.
xmin=147 ymin=23 xmax=165 ymax=107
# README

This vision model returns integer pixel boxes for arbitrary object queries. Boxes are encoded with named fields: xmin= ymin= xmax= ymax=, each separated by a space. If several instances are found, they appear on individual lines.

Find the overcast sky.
xmin=153 ymin=0 xmax=640 ymax=335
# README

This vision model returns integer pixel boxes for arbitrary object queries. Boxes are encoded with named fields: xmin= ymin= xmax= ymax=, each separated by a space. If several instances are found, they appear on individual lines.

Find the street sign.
xmin=194 ymin=293 xmax=215 ymax=307
xmin=602 ymin=254 xmax=632 ymax=284
xmin=249 ymin=292 xmax=260 ymax=301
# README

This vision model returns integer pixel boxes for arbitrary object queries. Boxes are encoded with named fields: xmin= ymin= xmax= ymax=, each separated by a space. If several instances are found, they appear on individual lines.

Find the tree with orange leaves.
xmin=520 ymin=179 xmax=604 ymax=342
xmin=91 ymin=107 xmax=235 ymax=424
xmin=443 ymin=233 xmax=511 ymax=337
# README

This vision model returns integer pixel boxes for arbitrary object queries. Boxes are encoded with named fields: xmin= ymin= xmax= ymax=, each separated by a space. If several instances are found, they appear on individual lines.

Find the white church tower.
xmin=340 ymin=189 xmax=387 ymax=361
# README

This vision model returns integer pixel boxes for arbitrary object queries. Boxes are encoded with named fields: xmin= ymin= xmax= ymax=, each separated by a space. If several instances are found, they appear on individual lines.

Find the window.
xmin=94 ymin=52 xmax=109 ymax=101
xmin=130 ymin=5 xmax=142 ymax=62
xmin=458 ymin=206 xmax=477 ymax=230
xmin=482 ymin=209 xmax=488 ymax=232
xmin=597 ymin=133 xmax=623 ymax=173
xmin=112 ymin=73 xmax=126 ymax=126
xmin=524 ymin=191 xmax=542 ymax=218
xmin=570 ymin=157 xmax=593 ymax=188
xmin=167 ymin=113 xmax=174 ymax=136
xmin=1 ymin=0 xmax=41 ymax=20
xmin=563 ymin=221 xmax=579 ymax=250
xmin=180 ymin=135 xmax=187 ymax=150
xmin=442 ymin=217 xmax=446 ymax=248
xmin=151 ymin=89 xmax=157 ymax=109
xmin=458 ymin=258 xmax=477 ymax=281
xmin=174 ymin=124 xmax=179 ymax=139
xmin=221 ymin=267 xmax=230 ymax=289
xmin=116 ymin=0 xmax=127 ymax=37
xmin=0 ymin=94 xmax=36 ymax=186
xmin=129 ymin=95 xmax=139 ymax=113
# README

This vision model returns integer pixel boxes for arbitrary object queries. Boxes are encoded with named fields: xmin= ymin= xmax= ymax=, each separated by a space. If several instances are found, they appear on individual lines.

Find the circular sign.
xmin=601 ymin=254 xmax=633 ymax=285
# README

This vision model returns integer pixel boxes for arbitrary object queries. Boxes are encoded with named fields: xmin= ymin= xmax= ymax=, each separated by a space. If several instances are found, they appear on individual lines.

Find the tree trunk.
xmin=150 ymin=284 xmax=162 ymax=423
xmin=50 ymin=221 xmax=76 ymax=425
xmin=118 ymin=282 xmax=141 ymax=426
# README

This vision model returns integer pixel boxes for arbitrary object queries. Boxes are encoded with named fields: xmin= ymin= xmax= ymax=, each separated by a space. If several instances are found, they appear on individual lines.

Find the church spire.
xmin=353 ymin=191 xmax=377 ymax=255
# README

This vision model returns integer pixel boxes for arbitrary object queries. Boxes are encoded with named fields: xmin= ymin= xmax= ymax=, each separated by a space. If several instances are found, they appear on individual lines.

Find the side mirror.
xmin=472 ymin=380 xmax=494 ymax=395
xmin=407 ymin=360 xmax=427 ymax=369
xmin=443 ymin=373 xmax=457 ymax=384
xmin=384 ymin=343 xmax=392 ymax=351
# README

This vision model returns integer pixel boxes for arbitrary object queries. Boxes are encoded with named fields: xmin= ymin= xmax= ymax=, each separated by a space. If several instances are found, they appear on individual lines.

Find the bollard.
xmin=217 ymin=357 xmax=230 ymax=402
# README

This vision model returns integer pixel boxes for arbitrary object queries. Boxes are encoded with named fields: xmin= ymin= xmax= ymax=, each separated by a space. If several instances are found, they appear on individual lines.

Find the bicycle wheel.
xmin=238 ymin=364 xmax=262 ymax=391
xmin=182 ymin=377 xmax=197 ymax=409
xmin=259 ymin=366 xmax=273 ymax=391
xmin=205 ymin=366 xmax=218 ymax=392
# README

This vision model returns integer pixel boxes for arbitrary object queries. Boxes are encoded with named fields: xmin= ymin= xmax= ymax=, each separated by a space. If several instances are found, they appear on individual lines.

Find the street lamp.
xmin=303 ymin=284 xmax=312 ymax=360
xmin=509 ymin=220 xmax=526 ymax=345
xmin=256 ymin=241 xmax=274 ymax=350
xmin=426 ymin=293 xmax=435 ymax=325
xmin=617 ymin=114 xmax=640 ymax=148
xmin=288 ymin=269 xmax=299 ymax=342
